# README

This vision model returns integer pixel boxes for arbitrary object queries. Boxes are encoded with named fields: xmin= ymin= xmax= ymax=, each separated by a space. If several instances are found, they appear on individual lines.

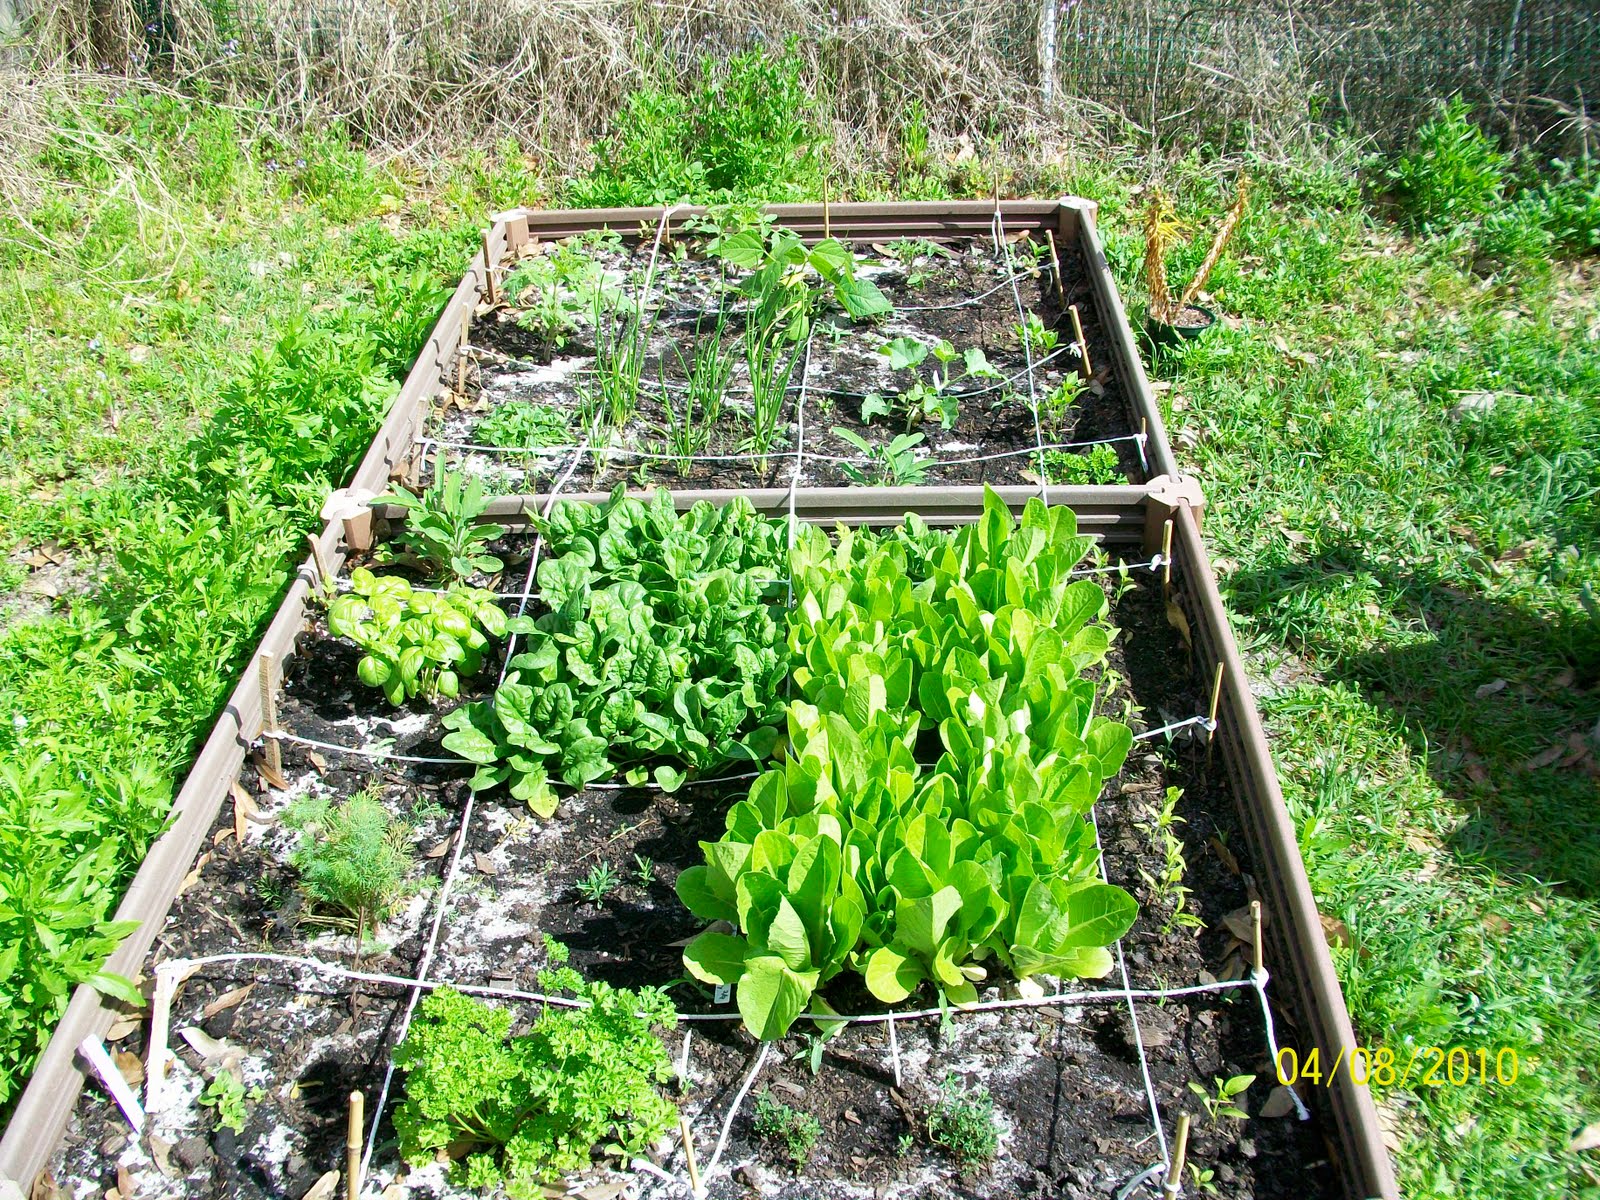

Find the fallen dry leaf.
xmin=1259 ymin=1086 xmax=1299 ymax=1119
xmin=104 ymin=1013 xmax=141 ymax=1043
xmin=300 ymin=1171 xmax=340 ymax=1200
xmin=1474 ymin=678 xmax=1508 ymax=699
xmin=1319 ymin=912 xmax=1352 ymax=948
xmin=1222 ymin=906 xmax=1262 ymax=945
xmin=1572 ymin=1121 xmax=1600 ymax=1152
xmin=473 ymin=852 xmax=500 ymax=876
xmin=177 ymin=852 xmax=212 ymax=897
xmin=148 ymin=1135 xmax=174 ymax=1177
xmin=212 ymin=827 xmax=234 ymax=847
xmin=424 ymin=837 xmax=453 ymax=859
xmin=202 ymin=985 xmax=253 ymax=1020
xmin=1164 ymin=596 xmax=1193 ymax=652
xmin=253 ymin=750 xmax=289 ymax=791
xmin=116 ymin=1168 xmax=131 ymax=1198
xmin=1208 ymin=836 xmax=1241 ymax=876
xmin=234 ymin=786 xmax=258 ymax=841
xmin=113 ymin=1049 xmax=144 ymax=1089
xmin=1523 ymin=744 xmax=1566 ymax=770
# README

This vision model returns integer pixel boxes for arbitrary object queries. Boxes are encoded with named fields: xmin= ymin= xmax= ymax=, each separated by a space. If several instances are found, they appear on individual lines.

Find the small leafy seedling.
xmin=753 ymin=1090 xmax=822 ymax=1167
xmin=1188 ymin=1163 xmax=1221 ymax=1197
xmin=577 ymin=861 xmax=618 ymax=903
xmin=380 ymin=469 xmax=505 ymax=581
xmin=1013 ymin=313 xmax=1059 ymax=356
xmin=1189 ymin=1073 xmax=1255 ymax=1124
xmin=865 ymin=336 xmax=996 ymax=431
xmin=632 ymin=854 xmax=655 ymax=887
xmin=198 ymin=1072 xmax=260 ymax=1133
xmin=834 ymin=428 xmax=928 ymax=486
xmin=286 ymin=784 xmax=414 ymax=940
xmin=926 ymin=1074 xmax=999 ymax=1170
xmin=477 ymin=401 xmax=571 ymax=456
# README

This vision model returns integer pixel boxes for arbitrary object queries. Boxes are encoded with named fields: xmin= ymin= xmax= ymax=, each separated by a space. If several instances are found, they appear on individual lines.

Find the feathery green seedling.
xmin=632 ymin=854 xmax=655 ymax=887
xmin=753 ymin=1091 xmax=822 ymax=1167
xmin=926 ymin=1074 xmax=999 ymax=1170
xmin=286 ymin=784 xmax=414 ymax=939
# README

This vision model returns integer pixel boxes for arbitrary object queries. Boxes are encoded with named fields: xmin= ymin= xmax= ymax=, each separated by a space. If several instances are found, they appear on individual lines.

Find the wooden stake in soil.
xmin=258 ymin=652 xmax=281 ymax=778
xmin=1250 ymin=899 xmax=1265 ymax=978
xmin=305 ymin=534 xmax=332 ymax=598
xmin=456 ymin=311 xmax=471 ymax=395
xmin=1044 ymin=228 xmax=1065 ymax=301
xmin=1068 ymin=304 xmax=1092 ymax=376
xmin=481 ymin=231 xmax=497 ymax=305
xmin=1161 ymin=519 xmax=1174 ymax=590
xmin=346 ymin=1091 xmax=364 ymax=1200
xmin=145 ymin=967 xmax=176 ymax=1114
xmin=1162 ymin=1112 xmax=1192 ymax=1198
xmin=679 ymin=1117 xmax=704 ymax=1197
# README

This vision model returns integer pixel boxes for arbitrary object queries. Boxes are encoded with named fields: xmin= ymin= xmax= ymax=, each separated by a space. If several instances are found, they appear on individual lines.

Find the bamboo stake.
xmin=1068 ymin=304 xmax=1092 ymax=376
xmin=258 ymin=653 xmax=281 ymax=777
xmin=1044 ymin=228 xmax=1065 ymax=302
xmin=1205 ymin=660 xmax=1225 ymax=767
xmin=1250 ymin=900 xmax=1265 ymax=978
xmin=145 ymin=968 xmax=176 ymax=1114
xmin=1161 ymin=519 xmax=1174 ymax=590
xmin=456 ymin=311 xmax=471 ymax=395
xmin=1162 ymin=1113 xmax=1192 ymax=1198
xmin=822 ymin=176 xmax=831 ymax=241
xmin=680 ymin=1117 xmax=704 ymax=1197
xmin=346 ymin=1091 xmax=364 ymax=1200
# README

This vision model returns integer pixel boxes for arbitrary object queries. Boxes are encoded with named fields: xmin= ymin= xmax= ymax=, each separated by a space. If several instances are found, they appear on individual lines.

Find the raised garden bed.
xmin=0 ymin=203 xmax=1396 ymax=1200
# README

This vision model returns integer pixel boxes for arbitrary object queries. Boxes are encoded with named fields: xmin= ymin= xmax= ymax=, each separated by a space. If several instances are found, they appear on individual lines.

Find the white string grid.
xmin=223 ymin=235 xmax=1269 ymax=1198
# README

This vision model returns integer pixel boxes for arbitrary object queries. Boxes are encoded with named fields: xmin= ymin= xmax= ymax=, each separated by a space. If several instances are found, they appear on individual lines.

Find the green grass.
xmin=0 ymin=85 xmax=537 ymax=1109
xmin=1086 ymin=155 xmax=1600 ymax=1198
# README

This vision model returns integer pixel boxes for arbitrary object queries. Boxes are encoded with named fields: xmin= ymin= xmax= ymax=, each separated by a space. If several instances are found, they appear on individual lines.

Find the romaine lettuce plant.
xmin=681 ymin=490 xmax=1137 ymax=1038
xmin=327 ymin=567 xmax=507 ymax=705
xmin=442 ymin=489 xmax=790 ymax=812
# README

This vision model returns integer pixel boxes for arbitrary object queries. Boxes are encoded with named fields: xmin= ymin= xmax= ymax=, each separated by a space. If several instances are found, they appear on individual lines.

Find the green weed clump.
xmin=752 ymin=1091 xmax=822 ymax=1167
xmin=1388 ymin=97 xmax=1510 ymax=231
xmin=925 ymin=1074 xmax=999 ymax=1170
xmin=393 ymin=978 xmax=678 ymax=1196
xmin=567 ymin=44 xmax=825 ymax=207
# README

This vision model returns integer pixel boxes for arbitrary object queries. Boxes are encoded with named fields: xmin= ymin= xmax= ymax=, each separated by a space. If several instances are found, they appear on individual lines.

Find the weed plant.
xmin=752 ymin=1091 xmax=822 ymax=1167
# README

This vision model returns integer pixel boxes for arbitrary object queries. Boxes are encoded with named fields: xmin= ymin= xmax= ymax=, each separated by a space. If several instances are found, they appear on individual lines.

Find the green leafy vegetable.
xmin=326 ymin=567 xmax=507 ymax=704
xmin=682 ymin=489 xmax=1136 ymax=1038
xmin=443 ymin=488 xmax=789 ymax=809
xmin=393 ymin=978 xmax=678 ymax=1197
xmin=379 ymin=469 xmax=506 ymax=581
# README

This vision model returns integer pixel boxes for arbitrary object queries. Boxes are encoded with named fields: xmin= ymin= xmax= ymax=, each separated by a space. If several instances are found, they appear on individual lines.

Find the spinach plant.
xmin=862 ymin=337 xmax=997 ymax=431
xmin=380 ymin=469 xmax=505 ymax=581
xmin=681 ymin=490 xmax=1137 ymax=1039
xmin=476 ymin=401 xmax=570 ymax=456
xmin=442 ymin=489 xmax=789 ymax=812
xmin=327 ymin=568 xmax=506 ymax=704
xmin=394 ymin=978 xmax=677 ymax=1197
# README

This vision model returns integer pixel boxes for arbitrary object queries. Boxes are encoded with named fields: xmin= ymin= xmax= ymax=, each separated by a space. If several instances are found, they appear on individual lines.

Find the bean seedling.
xmin=1189 ymin=1074 xmax=1255 ymax=1124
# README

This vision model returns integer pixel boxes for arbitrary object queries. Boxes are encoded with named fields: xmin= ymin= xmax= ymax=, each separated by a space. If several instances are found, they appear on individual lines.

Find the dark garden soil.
xmin=49 ymin=517 xmax=1336 ymax=1200
xmin=425 ymin=235 xmax=1145 ymax=498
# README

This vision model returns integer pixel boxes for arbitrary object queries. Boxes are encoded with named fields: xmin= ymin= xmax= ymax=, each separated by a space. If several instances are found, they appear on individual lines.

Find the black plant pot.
xmin=1146 ymin=304 xmax=1217 ymax=349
